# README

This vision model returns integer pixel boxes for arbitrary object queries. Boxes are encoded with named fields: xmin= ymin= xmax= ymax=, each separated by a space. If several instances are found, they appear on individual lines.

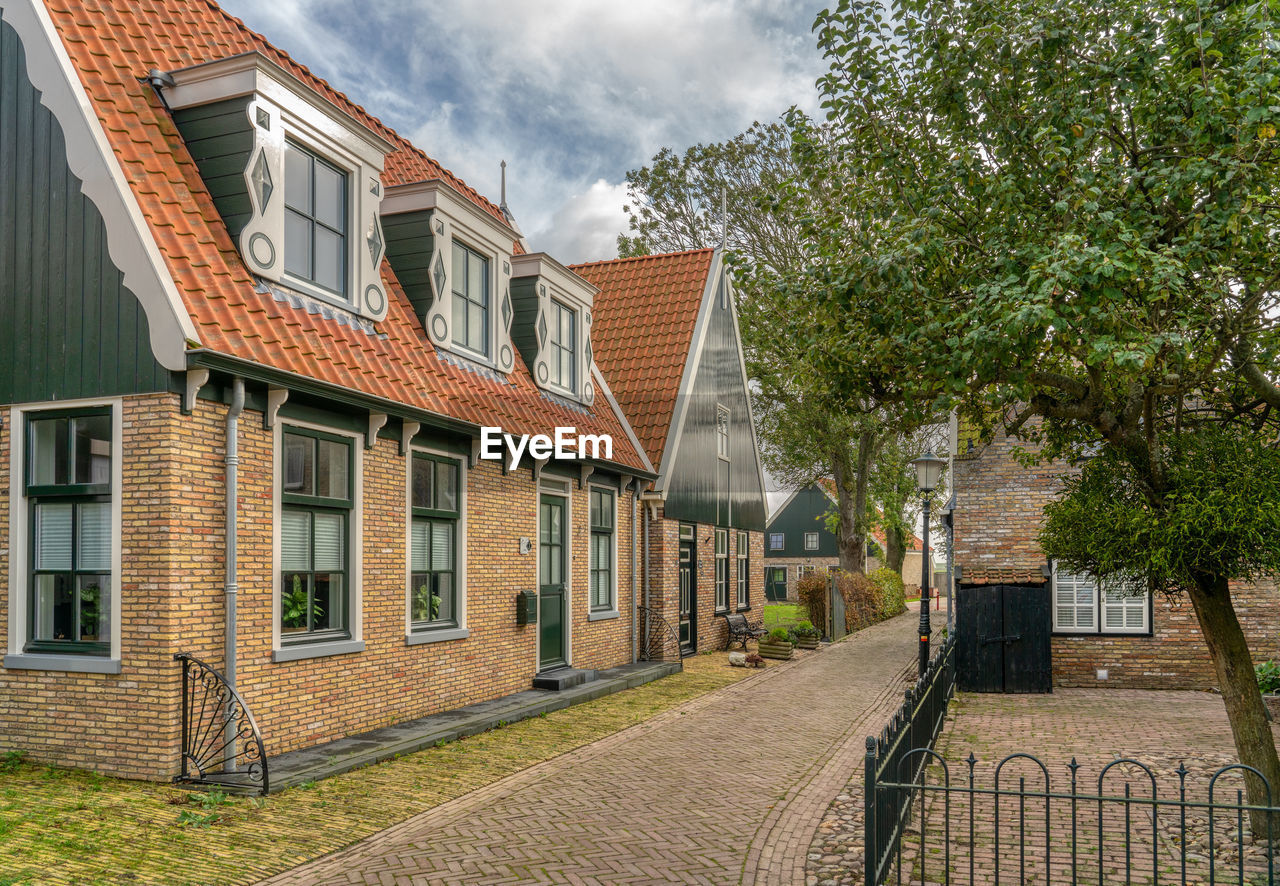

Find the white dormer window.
xmin=164 ymin=52 xmax=391 ymax=321
xmin=451 ymin=241 xmax=491 ymax=357
xmin=717 ymin=406 xmax=730 ymax=459
xmin=284 ymin=142 xmax=348 ymax=297
xmin=548 ymin=299 xmax=577 ymax=393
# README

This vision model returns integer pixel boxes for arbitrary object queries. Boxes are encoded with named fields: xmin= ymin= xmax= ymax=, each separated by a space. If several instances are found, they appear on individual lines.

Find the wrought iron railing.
xmin=637 ymin=605 xmax=683 ymax=668
xmin=864 ymin=633 xmax=957 ymax=885
xmin=174 ymin=653 xmax=269 ymax=795
xmin=872 ymin=752 xmax=1280 ymax=885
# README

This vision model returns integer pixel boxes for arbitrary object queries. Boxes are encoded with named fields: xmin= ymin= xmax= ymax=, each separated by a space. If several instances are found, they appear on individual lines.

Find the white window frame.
xmin=768 ymin=532 xmax=784 ymax=551
xmin=735 ymin=530 xmax=749 ymax=610
xmin=804 ymin=531 xmax=819 ymax=551
xmin=449 ymin=237 xmax=494 ymax=362
xmin=587 ymin=484 xmax=618 ymax=620
xmin=1051 ymin=562 xmax=1149 ymax=635
xmin=5 ymin=399 xmax=124 ymax=674
xmin=405 ymin=445 xmax=469 ymax=644
xmin=271 ymin=419 xmax=364 ymax=662
xmin=715 ymin=528 xmax=730 ymax=612
xmin=716 ymin=405 xmax=730 ymax=460
xmin=547 ymin=298 xmax=578 ymax=395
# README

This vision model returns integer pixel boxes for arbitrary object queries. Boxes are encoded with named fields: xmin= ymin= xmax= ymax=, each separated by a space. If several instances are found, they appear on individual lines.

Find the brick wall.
xmin=955 ymin=424 xmax=1280 ymax=690
xmin=1 ymin=393 xmax=642 ymax=778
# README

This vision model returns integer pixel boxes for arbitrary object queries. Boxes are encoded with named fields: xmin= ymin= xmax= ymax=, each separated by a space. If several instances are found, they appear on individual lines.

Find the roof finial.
xmin=498 ymin=160 xmax=529 ymax=250
xmin=501 ymin=159 xmax=508 ymax=209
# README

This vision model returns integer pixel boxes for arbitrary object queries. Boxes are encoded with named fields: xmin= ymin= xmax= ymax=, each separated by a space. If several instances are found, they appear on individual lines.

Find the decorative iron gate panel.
xmin=956 ymin=583 xmax=1051 ymax=693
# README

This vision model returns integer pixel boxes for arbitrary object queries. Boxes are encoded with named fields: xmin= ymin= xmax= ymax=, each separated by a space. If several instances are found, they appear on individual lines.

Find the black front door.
xmin=956 ymin=583 xmax=1052 ymax=693
xmin=679 ymin=524 xmax=696 ymax=654
xmin=539 ymin=494 xmax=567 ymax=670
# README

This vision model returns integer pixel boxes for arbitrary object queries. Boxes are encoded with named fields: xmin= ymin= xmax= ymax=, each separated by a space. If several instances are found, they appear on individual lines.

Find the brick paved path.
xmin=259 ymin=612 xmax=918 ymax=886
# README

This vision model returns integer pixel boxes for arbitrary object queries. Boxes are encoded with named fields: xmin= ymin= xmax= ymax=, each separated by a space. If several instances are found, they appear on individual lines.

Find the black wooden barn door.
xmin=957 ymin=584 xmax=1052 ymax=693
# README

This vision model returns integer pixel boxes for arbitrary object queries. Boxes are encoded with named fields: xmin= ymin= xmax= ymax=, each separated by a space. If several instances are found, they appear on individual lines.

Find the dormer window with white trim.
xmin=451 ymin=241 xmax=491 ymax=358
xmin=548 ymin=299 xmax=577 ymax=393
xmin=284 ymin=142 xmax=348 ymax=297
xmin=165 ymin=52 xmax=391 ymax=322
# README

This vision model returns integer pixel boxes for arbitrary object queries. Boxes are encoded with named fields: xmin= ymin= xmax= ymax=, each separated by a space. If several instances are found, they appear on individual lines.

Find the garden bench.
xmin=720 ymin=612 xmax=767 ymax=650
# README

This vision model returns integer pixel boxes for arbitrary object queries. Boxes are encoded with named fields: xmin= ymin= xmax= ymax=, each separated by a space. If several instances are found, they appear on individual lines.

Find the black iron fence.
xmin=869 ymin=751 xmax=1280 ymax=885
xmin=865 ymin=632 xmax=958 ymax=885
xmin=174 ymin=652 xmax=269 ymax=795
xmin=637 ymin=605 xmax=684 ymax=667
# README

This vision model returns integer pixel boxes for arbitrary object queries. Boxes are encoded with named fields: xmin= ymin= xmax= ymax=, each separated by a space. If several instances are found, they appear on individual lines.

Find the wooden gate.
xmin=956 ymin=583 xmax=1051 ymax=693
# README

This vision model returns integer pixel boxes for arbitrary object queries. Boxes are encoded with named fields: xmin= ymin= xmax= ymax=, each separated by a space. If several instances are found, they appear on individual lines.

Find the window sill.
xmin=405 ymin=627 xmax=469 ymax=645
xmin=1052 ymin=630 xmax=1153 ymax=639
xmin=736 ymin=605 xmax=752 ymax=613
xmin=588 ymin=609 xmax=620 ymax=622
xmin=272 ymin=639 xmax=364 ymax=662
xmin=4 ymin=653 xmax=121 ymax=674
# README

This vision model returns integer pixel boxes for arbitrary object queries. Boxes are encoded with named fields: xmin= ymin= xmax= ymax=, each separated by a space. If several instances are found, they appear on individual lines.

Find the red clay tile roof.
xmin=42 ymin=0 xmax=646 ymax=472
xmin=570 ymin=250 xmax=715 ymax=470
xmin=958 ymin=566 xmax=1047 ymax=586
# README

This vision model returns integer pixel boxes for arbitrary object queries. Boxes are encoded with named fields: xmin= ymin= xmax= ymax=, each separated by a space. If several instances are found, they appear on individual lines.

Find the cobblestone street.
xmin=260 ymin=612 xmax=919 ymax=885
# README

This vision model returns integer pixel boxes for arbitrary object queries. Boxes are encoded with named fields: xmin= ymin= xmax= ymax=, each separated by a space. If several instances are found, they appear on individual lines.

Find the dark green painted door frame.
xmin=538 ymin=494 xmax=567 ymax=671
xmin=678 ymin=525 xmax=697 ymax=654
xmin=765 ymin=566 xmax=788 ymax=602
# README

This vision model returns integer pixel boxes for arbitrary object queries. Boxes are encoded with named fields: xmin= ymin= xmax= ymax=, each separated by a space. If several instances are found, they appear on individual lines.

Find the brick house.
xmin=952 ymin=421 xmax=1280 ymax=689
xmin=763 ymin=482 xmax=931 ymax=601
xmin=0 ymin=0 xmax=662 ymax=782
xmin=572 ymin=250 xmax=768 ymax=654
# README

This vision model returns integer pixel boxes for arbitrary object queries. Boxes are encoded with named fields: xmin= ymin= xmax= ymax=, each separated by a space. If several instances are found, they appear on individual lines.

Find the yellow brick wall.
xmin=1 ymin=393 xmax=642 ymax=777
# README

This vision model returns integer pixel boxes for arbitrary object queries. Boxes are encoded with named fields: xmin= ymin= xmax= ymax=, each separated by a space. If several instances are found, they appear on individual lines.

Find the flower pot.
xmin=757 ymin=640 xmax=794 ymax=660
xmin=795 ymin=636 xmax=819 ymax=650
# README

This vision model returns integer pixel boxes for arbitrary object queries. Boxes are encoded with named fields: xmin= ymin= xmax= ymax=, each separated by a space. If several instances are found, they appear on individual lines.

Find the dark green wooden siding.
xmin=509 ymin=275 xmax=539 ymax=370
xmin=663 ymin=274 xmax=767 ymax=531
xmin=0 ymin=15 xmax=170 ymax=405
xmin=764 ymin=484 xmax=839 ymax=558
xmin=383 ymin=209 xmax=437 ymax=319
xmin=172 ymin=97 xmax=254 ymax=239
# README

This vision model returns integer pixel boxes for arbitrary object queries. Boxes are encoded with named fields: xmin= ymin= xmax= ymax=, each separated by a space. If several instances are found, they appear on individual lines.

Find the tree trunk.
xmin=1186 ymin=573 xmax=1280 ymax=839
xmin=831 ymin=432 xmax=876 ymax=574
xmin=884 ymin=523 xmax=907 ymax=575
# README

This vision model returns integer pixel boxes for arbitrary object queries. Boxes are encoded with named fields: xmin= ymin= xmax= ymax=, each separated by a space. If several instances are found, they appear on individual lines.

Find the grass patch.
xmin=0 ymin=654 xmax=752 ymax=886
xmin=762 ymin=602 xmax=807 ymax=630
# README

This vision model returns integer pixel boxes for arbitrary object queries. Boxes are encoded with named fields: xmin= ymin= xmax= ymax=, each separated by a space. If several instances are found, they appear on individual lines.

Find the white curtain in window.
xmin=281 ymin=510 xmax=311 ymax=572
xmin=410 ymin=520 xmax=430 ymax=572
xmin=77 ymin=502 xmax=111 ymax=571
xmin=312 ymin=513 xmax=344 ymax=571
xmin=35 ymin=503 xmax=73 ymax=571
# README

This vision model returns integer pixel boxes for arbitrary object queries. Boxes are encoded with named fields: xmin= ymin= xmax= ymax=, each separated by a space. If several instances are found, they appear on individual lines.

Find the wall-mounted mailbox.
xmin=516 ymin=590 xmax=538 ymax=626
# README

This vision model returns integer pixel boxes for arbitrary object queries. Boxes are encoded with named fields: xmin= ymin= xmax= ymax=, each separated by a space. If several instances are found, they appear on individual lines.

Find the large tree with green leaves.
xmin=619 ymin=122 xmax=944 ymax=573
xmin=809 ymin=0 xmax=1280 ymax=827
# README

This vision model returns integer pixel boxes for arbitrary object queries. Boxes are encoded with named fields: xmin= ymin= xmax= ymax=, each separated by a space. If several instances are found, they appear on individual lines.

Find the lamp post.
xmin=911 ymin=451 xmax=946 ymax=678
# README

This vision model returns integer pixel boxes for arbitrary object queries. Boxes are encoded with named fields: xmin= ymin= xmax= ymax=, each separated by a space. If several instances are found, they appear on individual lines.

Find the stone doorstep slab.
xmin=233 ymin=660 xmax=681 ymax=794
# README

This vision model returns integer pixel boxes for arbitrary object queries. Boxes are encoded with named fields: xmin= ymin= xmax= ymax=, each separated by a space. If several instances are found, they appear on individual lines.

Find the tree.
xmin=810 ymin=0 xmax=1280 ymax=829
xmin=619 ymin=122 xmax=945 ymax=572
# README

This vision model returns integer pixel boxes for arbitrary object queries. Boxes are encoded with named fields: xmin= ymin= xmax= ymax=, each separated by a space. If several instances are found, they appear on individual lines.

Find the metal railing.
xmin=871 ymin=751 xmax=1280 ymax=885
xmin=865 ymin=633 xmax=957 ymax=885
xmin=174 ymin=652 xmax=269 ymax=795
xmin=637 ymin=605 xmax=684 ymax=668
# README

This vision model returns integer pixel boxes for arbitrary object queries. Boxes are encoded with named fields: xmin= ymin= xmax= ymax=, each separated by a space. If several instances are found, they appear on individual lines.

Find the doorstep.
xmin=244 ymin=660 xmax=681 ymax=794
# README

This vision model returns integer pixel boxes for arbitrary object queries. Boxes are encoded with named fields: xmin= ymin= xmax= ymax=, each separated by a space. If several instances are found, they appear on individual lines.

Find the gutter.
xmin=225 ymin=377 xmax=245 ymax=768
xmin=631 ymin=480 xmax=638 ymax=663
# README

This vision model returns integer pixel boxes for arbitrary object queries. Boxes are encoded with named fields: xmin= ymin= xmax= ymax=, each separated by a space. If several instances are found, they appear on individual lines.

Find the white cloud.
xmin=219 ymin=0 xmax=826 ymax=263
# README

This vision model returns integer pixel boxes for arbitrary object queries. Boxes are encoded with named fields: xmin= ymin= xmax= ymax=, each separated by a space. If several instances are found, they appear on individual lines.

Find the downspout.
xmin=631 ymin=481 xmax=638 ymax=663
xmin=643 ymin=499 xmax=651 ymax=649
xmin=225 ymin=377 xmax=245 ymax=686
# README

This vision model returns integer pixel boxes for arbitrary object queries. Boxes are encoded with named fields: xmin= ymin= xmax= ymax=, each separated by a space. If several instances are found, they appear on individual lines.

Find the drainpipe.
xmin=642 ymin=498 xmax=651 ymax=649
xmin=631 ymin=481 xmax=638 ymax=663
xmin=224 ymin=377 xmax=245 ymax=770
xmin=225 ymin=378 xmax=245 ymax=685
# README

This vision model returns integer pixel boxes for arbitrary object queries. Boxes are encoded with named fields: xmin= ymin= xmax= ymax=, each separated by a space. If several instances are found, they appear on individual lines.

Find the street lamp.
xmin=911 ymin=451 xmax=946 ymax=678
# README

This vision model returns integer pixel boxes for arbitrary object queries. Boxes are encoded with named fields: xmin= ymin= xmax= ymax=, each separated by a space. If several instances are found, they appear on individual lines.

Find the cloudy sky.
xmin=219 ymin=0 xmax=827 ymax=266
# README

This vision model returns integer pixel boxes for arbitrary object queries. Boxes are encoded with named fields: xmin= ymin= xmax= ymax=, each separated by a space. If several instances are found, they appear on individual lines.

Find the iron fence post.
xmin=866 ymin=736 xmax=878 ymax=886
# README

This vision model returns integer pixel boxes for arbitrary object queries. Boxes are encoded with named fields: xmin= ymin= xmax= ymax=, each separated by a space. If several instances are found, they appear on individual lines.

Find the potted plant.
xmin=1257 ymin=661 xmax=1280 ymax=720
xmin=757 ymin=627 xmax=794 ymax=660
xmin=793 ymin=620 xmax=820 ymax=650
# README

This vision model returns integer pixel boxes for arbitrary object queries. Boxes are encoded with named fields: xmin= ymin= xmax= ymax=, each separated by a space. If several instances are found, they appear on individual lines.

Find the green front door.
xmin=539 ymin=494 xmax=567 ymax=670
xmin=765 ymin=566 xmax=788 ymax=602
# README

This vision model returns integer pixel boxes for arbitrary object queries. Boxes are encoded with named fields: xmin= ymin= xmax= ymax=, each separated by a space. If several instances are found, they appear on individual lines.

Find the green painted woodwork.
xmin=172 ymin=97 xmax=255 ymax=240
xmin=0 ymin=16 xmax=170 ymax=406
xmin=538 ymin=493 xmax=567 ymax=670
xmin=508 ymin=275 xmax=540 ymax=372
xmin=382 ymin=209 xmax=437 ymax=319
xmin=663 ymin=276 xmax=767 ymax=531
xmin=764 ymin=484 xmax=839 ymax=558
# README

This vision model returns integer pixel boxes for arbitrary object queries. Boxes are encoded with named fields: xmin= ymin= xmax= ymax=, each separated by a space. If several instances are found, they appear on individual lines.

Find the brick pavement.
xmin=258 ymin=612 xmax=919 ymax=886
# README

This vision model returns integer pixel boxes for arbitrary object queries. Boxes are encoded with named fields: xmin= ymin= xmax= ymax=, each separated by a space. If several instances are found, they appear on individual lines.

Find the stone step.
xmin=532 ymin=668 xmax=598 ymax=691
